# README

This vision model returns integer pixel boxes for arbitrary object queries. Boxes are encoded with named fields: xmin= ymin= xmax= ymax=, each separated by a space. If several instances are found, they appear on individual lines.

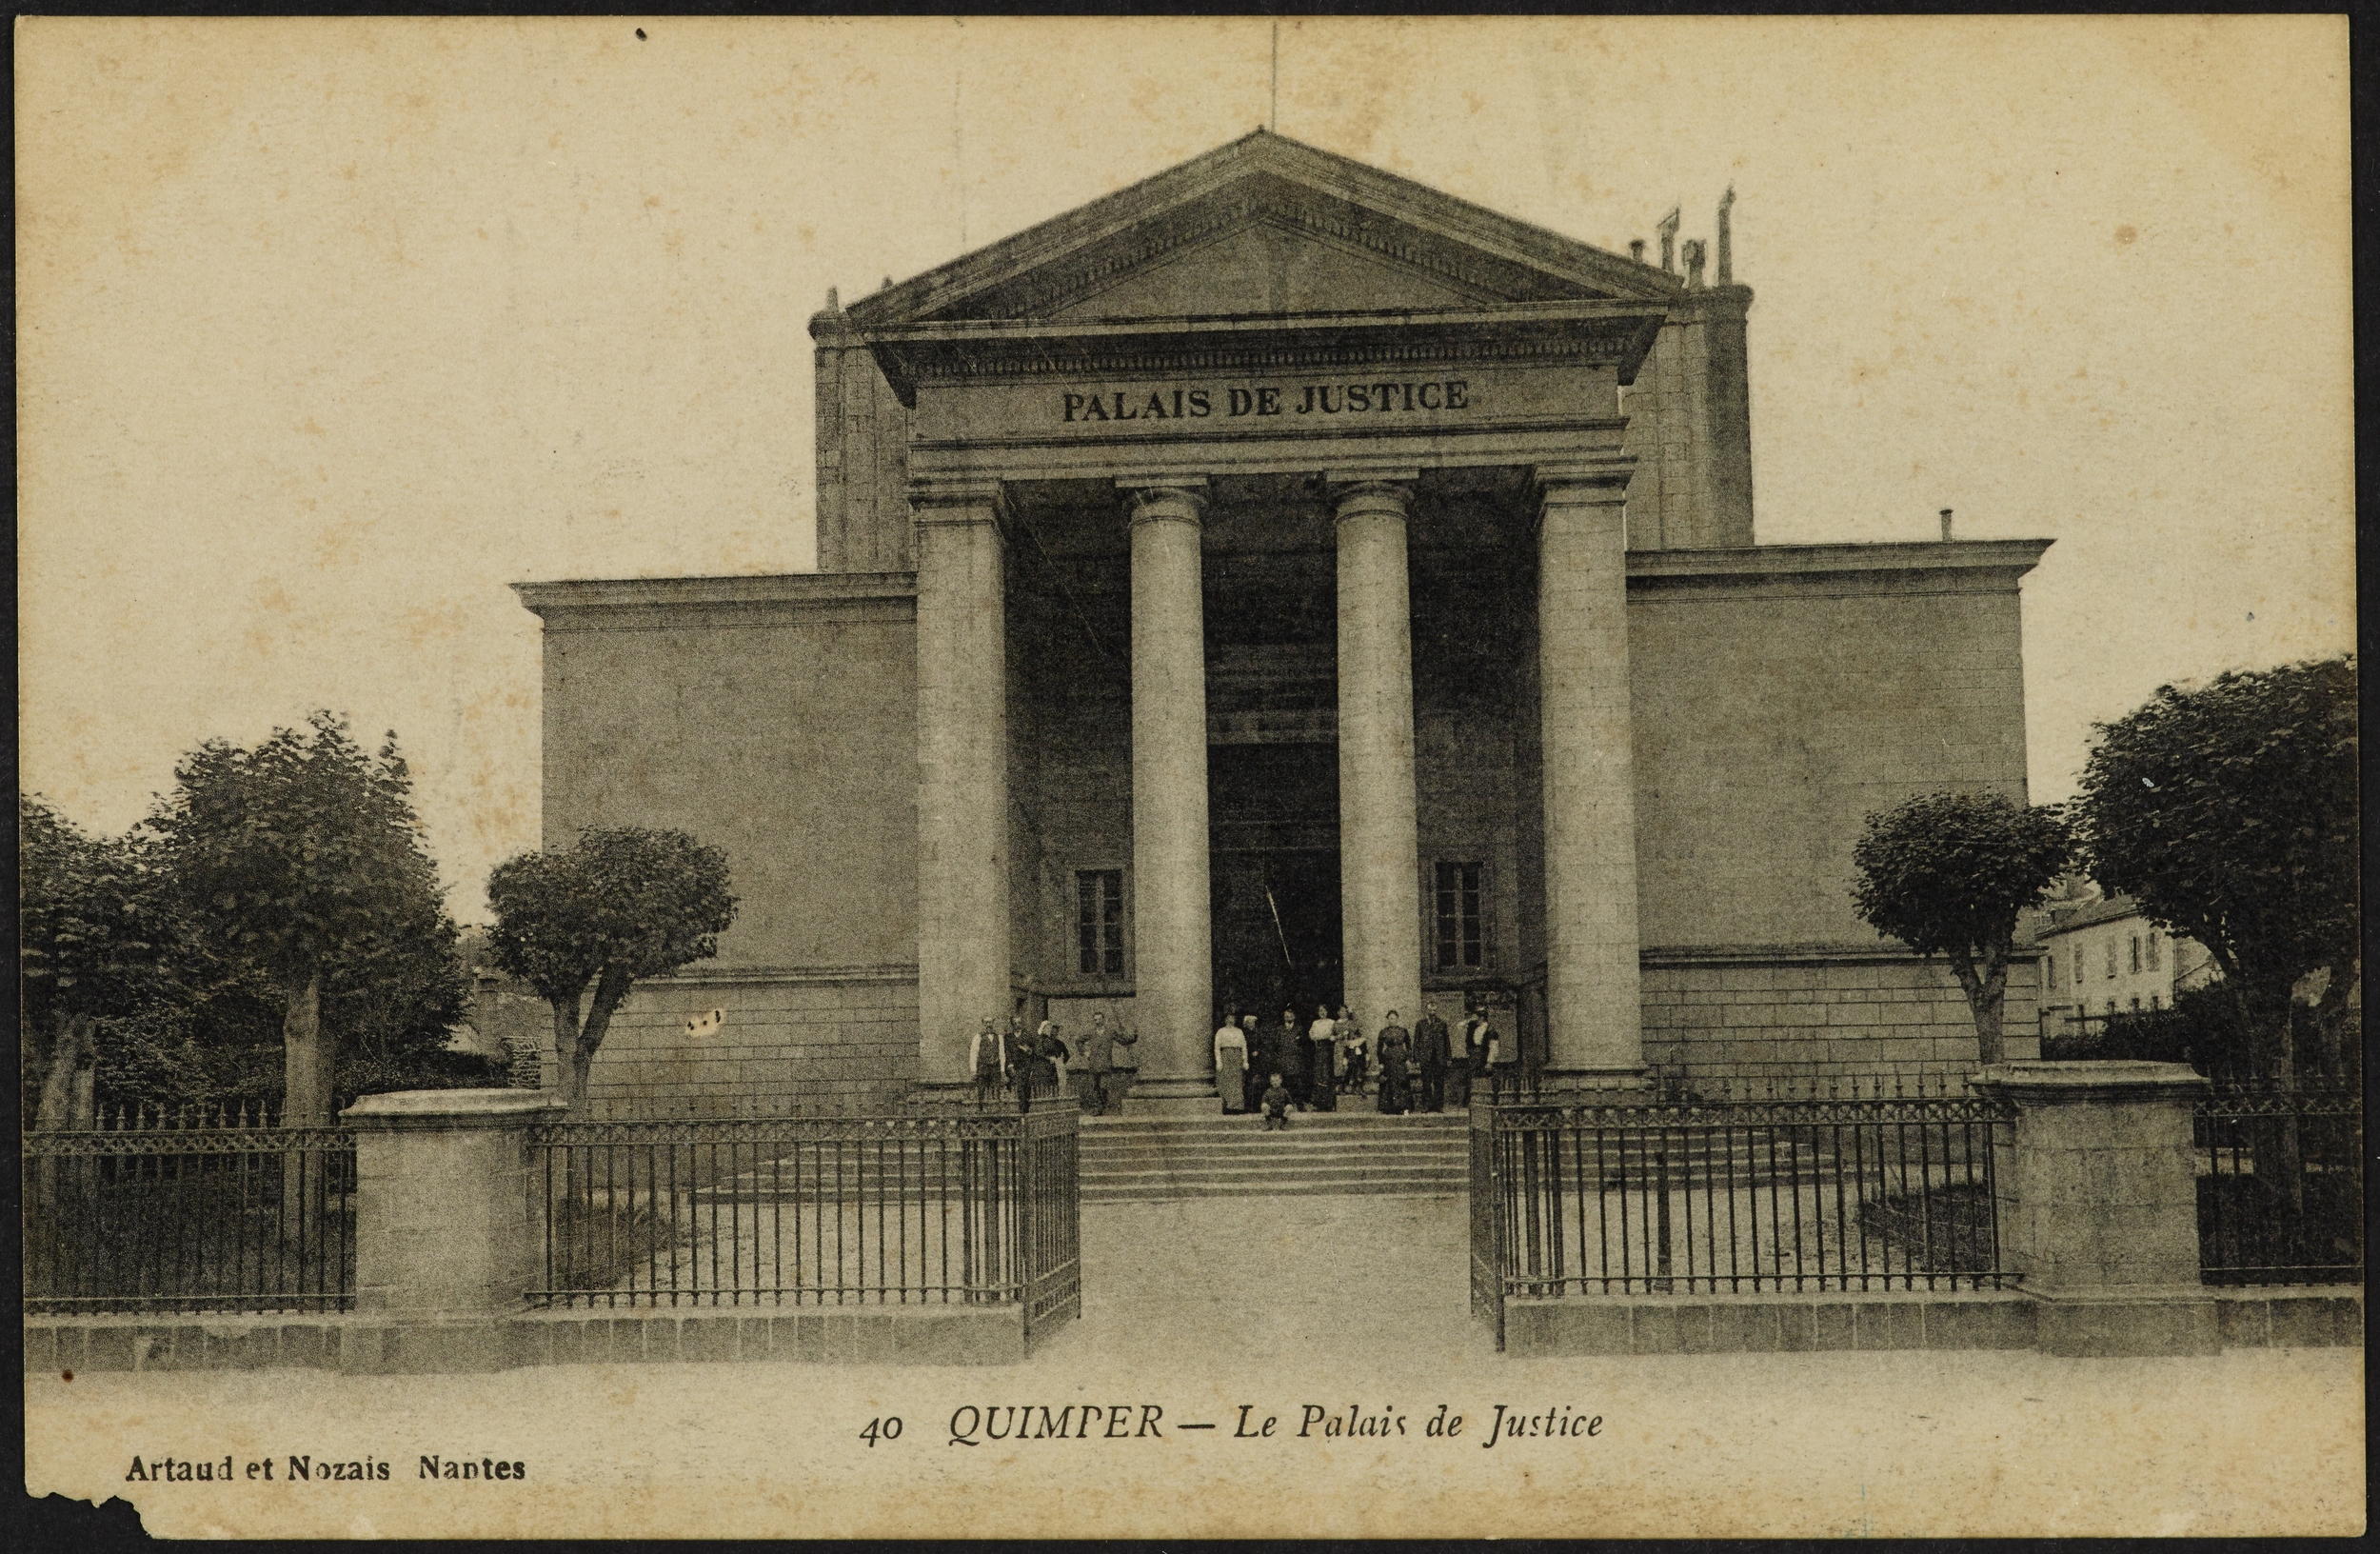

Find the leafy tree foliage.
xmin=2073 ymin=656 xmax=2358 ymax=1076
xmin=145 ymin=713 xmax=466 ymax=1126
xmin=19 ymin=796 xmax=164 ymax=1126
xmin=487 ymin=827 xmax=737 ymax=1111
xmin=1852 ymin=791 xmax=2074 ymax=1064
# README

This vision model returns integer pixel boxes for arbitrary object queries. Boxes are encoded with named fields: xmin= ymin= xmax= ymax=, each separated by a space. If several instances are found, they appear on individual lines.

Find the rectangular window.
xmin=2105 ymin=941 xmax=2117 ymax=978
xmin=2046 ymin=954 xmax=2057 ymax=991
xmin=2150 ymin=993 xmax=2162 ymax=1011
xmin=2129 ymin=935 xmax=2142 ymax=974
xmin=1077 ymin=869 xmax=1123 ymax=977
xmin=2130 ymin=996 xmax=2142 ymax=1012
xmin=1434 ymin=861 xmax=1484 ymax=970
xmin=2145 ymin=933 xmax=2161 ymax=970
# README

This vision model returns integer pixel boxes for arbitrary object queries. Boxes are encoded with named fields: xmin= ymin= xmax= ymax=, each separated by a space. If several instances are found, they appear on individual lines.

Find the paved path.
xmin=24 ymin=1190 xmax=2365 ymax=1540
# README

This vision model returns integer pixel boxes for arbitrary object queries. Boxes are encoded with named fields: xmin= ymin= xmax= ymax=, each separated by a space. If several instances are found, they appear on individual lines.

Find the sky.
xmin=17 ymin=16 xmax=2354 ymax=925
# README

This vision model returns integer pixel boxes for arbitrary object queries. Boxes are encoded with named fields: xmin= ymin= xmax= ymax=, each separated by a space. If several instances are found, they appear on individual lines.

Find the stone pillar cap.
xmin=1971 ymin=1060 xmax=2211 ymax=1102
xmin=342 ymin=1088 xmax=568 ymax=1128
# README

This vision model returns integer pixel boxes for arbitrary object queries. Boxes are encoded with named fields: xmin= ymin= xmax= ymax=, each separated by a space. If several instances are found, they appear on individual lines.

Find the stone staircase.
xmin=1079 ymin=1108 xmax=1469 ymax=1203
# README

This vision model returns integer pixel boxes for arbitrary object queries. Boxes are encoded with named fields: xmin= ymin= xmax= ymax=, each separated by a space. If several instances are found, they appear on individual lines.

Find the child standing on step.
xmin=1260 ymin=1073 xmax=1291 ymax=1130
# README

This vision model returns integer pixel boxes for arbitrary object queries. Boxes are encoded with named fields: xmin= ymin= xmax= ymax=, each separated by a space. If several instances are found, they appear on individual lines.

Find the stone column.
xmin=1123 ymin=481 xmax=1214 ymax=1100
xmin=1333 ymin=478 xmax=1423 ymax=1037
xmin=1971 ymin=1061 xmax=2218 ymax=1355
xmin=913 ymin=482 xmax=1011 ymax=1087
xmin=344 ymin=1088 xmax=563 ymax=1370
xmin=1536 ymin=468 xmax=1644 ymax=1077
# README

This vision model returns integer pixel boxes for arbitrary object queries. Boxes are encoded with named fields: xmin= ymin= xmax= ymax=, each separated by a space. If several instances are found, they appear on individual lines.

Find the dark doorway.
xmin=1211 ymin=847 xmax=1341 ymax=1025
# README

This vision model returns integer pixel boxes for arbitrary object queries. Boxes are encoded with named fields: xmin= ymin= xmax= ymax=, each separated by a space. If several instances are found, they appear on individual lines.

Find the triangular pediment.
xmin=844 ymin=130 xmax=1680 ymax=328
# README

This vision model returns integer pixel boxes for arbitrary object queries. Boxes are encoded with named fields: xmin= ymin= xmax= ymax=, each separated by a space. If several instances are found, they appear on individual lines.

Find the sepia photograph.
xmin=17 ymin=15 xmax=2360 ymax=1539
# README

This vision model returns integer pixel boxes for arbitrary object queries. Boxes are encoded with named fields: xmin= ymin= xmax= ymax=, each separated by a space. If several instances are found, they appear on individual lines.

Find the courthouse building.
xmin=515 ymin=130 xmax=2049 ymax=1112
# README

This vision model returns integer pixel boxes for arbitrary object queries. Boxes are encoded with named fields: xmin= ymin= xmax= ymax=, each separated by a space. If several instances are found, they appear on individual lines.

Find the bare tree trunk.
xmin=35 ymin=1011 xmax=92 ymax=1130
xmin=33 ymin=1011 xmax=97 ymax=1221
xmin=1948 ymin=953 xmax=2005 ymax=1066
xmin=281 ymin=971 xmax=329 ymax=1223
xmin=549 ymin=996 xmax=585 ymax=1113
xmin=1973 ymin=961 xmax=2008 ymax=1066
xmin=283 ymin=971 xmax=331 ymax=1126
xmin=2306 ymin=958 xmax=2359 ymax=1079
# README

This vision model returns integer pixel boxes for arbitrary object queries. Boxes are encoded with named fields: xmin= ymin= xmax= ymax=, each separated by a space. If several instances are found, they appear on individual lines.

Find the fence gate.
xmin=1019 ymin=1105 xmax=1082 ymax=1339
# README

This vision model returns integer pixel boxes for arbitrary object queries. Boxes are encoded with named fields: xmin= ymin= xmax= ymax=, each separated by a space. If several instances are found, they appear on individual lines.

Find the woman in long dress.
xmin=1214 ymin=1015 xmax=1249 ymax=1114
xmin=1376 ymin=1022 xmax=1413 ymax=1115
xmin=1306 ymin=1006 xmax=1338 ymax=1112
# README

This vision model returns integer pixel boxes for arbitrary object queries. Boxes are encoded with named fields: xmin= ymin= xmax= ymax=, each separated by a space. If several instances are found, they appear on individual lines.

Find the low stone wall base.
xmin=2030 ymin=1287 xmax=2220 ymax=1358
xmin=1498 ymin=1286 xmax=2363 ymax=1358
xmin=27 ymin=1305 xmax=1030 ymax=1375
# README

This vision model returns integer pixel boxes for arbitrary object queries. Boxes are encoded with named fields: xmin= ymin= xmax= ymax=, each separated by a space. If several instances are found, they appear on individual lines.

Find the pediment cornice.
xmin=839 ymin=130 xmax=1680 ymax=329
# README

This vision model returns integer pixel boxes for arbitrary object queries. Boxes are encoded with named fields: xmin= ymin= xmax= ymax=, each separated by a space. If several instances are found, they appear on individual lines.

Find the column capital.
xmin=908 ymin=475 xmax=1011 ymax=524
xmin=1325 ymin=475 xmax=1418 ymax=524
xmin=1531 ymin=457 xmax=1636 ymax=508
xmin=1120 ymin=479 xmax=1209 ymax=527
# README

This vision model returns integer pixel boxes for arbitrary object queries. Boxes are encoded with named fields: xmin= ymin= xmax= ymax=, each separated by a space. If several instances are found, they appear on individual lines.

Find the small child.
xmin=1260 ymin=1073 xmax=1291 ymax=1130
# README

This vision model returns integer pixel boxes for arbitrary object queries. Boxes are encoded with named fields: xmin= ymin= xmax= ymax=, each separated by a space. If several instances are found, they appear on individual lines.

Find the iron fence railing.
xmin=1470 ymin=1079 xmax=2014 ymax=1348
xmin=23 ymin=1105 xmax=356 ymax=1316
xmin=526 ymin=1106 xmax=1081 ymax=1332
xmin=2195 ymin=1081 xmax=2363 ymax=1286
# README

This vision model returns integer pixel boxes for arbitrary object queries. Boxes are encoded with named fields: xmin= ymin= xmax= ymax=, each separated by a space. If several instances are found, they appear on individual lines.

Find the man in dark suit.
xmin=1413 ymin=1000 xmax=1452 ymax=1113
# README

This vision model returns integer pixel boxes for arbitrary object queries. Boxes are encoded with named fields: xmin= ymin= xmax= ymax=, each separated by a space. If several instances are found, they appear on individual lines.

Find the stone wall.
xmin=810 ymin=311 xmax=915 ymax=573
xmin=519 ymin=574 xmax=922 ymax=975
xmin=1642 ymin=949 xmax=2044 ymax=1082
xmin=574 ymin=970 xmax=920 ymax=1117
xmin=1618 ymin=288 xmax=1755 ymax=550
xmin=1629 ymin=546 xmax=2038 ymax=950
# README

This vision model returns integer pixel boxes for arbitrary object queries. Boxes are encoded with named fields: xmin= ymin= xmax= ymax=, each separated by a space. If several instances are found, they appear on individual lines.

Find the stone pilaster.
xmin=912 ymin=481 xmax=1011 ymax=1086
xmin=1332 ymin=478 xmax=1423 ymax=1038
xmin=1124 ymin=481 xmax=1214 ymax=1099
xmin=1536 ymin=466 xmax=1644 ymax=1077
xmin=1971 ymin=1061 xmax=2219 ymax=1355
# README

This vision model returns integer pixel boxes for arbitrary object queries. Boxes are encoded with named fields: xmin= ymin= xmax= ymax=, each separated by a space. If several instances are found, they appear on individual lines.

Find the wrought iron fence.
xmin=526 ymin=1106 xmax=1081 ymax=1332
xmin=1471 ymin=1079 xmax=2013 ymax=1347
xmin=2195 ymin=1081 xmax=2363 ymax=1285
xmin=23 ymin=1105 xmax=356 ymax=1315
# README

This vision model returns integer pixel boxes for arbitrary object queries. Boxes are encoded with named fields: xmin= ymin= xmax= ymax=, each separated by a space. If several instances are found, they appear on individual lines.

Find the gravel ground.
xmin=24 ymin=1192 xmax=2365 ymax=1539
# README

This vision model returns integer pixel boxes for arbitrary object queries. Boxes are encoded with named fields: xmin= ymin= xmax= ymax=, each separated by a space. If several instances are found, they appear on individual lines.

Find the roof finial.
xmin=1656 ymin=207 xmax=1680 ymax=274
xmin=1716 ymin=185 xmax=1735 ymax=284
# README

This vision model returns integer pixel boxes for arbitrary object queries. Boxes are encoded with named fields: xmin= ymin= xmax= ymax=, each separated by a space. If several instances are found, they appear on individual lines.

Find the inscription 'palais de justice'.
xmin=1060 ymin=380 xmax=1472 ymax=424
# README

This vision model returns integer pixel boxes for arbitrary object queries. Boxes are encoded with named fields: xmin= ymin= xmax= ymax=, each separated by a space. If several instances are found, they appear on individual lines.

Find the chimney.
xmin=1716 ymin=185 xmax=1735 ymax=284
xmin=1629 ymin=239 xmax=1646 ymax=264
xmin=1939 ymin=508 xmax=1954 ymax=542
xmin=1682 ymin=239 xmax=1707 ymax=289
xmin=1656 ymin=207 xmax=1680 ymax=274
xmin=824 ymin=286 xmax=840 ymax=312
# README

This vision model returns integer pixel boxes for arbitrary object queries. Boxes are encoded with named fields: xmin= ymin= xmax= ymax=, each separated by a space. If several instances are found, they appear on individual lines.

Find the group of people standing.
xmin=968 ymin=998 xmax=1512 ymax=1120
xmin=969 ymin=1010 xmax=1139 ymax=1113
xmin=1214 ymin=999 xmax=1506 ymax=1120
